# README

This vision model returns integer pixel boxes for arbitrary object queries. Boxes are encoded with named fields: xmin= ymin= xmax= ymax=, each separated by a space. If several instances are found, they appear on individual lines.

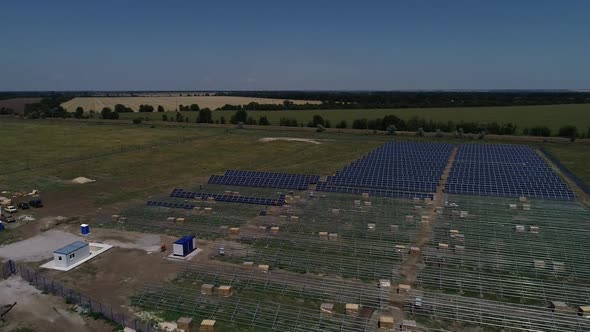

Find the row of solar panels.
xmin=146 ymin=201 xmax=195 ymax=209
xmin=322 ymin=141 xmax=453 ymax=194
xmin=315 ymin=182 xmax=433 ymax=199
xmin=208 ymin=175 xmax=311 ymax=190
xmin=225 ymin=170 xmax=320 ymax=183
xmin=169 ymin=189 xmax=286 ymax=206
xmin=447 ymin=144 xmax=575 ymax=200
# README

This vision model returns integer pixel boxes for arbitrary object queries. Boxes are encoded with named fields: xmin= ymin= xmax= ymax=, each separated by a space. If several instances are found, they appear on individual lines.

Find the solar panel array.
xmin=208 ymin=170 xmax=320 ymax=190
xmin=315 ymin=182 xmax=433 ymax=199
xmin=315 ymin=141 xmax=454 ymax=197
xmin=146 ymin=200 xmax=195 ymax=209
xmin=169 ymin=188 xmax=286 ymax=206
xmin=446 ymin=144 xmax=575 ymax=200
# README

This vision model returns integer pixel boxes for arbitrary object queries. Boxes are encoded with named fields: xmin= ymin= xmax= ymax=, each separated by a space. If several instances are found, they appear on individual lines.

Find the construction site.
xmin=64 ymin=141 xmax=589 ymax=331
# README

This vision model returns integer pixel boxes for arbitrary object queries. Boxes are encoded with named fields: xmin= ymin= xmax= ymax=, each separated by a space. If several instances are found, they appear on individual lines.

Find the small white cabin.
xmin=53 ymin=241 xmax=90 ymax=268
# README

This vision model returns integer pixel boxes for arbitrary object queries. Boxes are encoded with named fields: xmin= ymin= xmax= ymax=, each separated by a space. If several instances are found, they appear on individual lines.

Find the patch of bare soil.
xmin=0 ymin=277 xmax=113 ymax=332
xmin=259 ymin=137 xmax=322 ymax=144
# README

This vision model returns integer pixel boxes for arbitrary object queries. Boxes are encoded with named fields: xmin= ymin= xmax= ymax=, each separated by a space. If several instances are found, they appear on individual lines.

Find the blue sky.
xmin=1 ymin=1 xmax=589 ymax=90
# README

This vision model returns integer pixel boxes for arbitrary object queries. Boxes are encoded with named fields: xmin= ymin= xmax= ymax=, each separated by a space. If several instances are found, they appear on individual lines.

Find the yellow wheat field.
xmin=61 ymin=96 xmax=320 ymax=112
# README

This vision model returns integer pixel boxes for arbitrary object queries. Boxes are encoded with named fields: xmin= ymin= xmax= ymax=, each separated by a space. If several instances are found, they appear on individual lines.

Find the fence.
xmin=15 ymin=265 xmax=161 ymax=332
xmin=540 ymin=147 xmax=590 ymax=195
xmin=1 ymin=259 xmax=16 ymax=279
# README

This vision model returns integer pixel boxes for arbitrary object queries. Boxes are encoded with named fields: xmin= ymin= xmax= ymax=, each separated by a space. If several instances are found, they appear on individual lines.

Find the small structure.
xmin=514 ymin=225 xmax=526 ymax=232
xmin=229 ymin=227 xmax=240 ymax=235
xmin=459 ymin=211 xmax=468 ymax=218
xmin=553 ymin=261 xmax=565 ymax=273
xmin=509 ymin=204 xmax=517 ymax=209
xmin=242 ymin=261 xmax=254 ymax=271
xmin=362 ymin=192 xmax=369 ymax=199
xmin=80 ymin=224 xmax=90 ymax=236
xmin=218 ymin=285 xmax=232 ymax=297
xmin=204 ymin=207 xmax=213 ymax=214
xmin=519 ymin=196 xmax=528 ymax=202
xmin=345 ymin=303 xmax=359 ymax=316
xmin=320 ymin=303 xmax=334 ymax=315
xmin=53 ymin=241 xmax=90 ymax=269
xmin=364 ymin=201 xmax=372 ymax=207
xmin=270 ymin=226 xmax=280 ymax=234
xmin=328 ymin=233 xmax=338 ymax=241
xmin=379 ymin=279 xmax=391 ymax=288
xmin=397 ymin=284 xmax=411 ymax=294
xmin=420 ymin=215 xmax=430 ymax=223
xmin=405 ymin=215 xmax=414 ymax=223
xmin=175 ymin=217 xmax=185 ymax=223
xmin=331 ymin=208 xmax=340 ymax=214
xmin=166 ymin=217 xmax=176 ymax=222
xmin=111 ymin=215 xmax=119 ymax=222
xmin=354 ymin=200 xmax=361 ymax=206
xmin=173 ymin=235 xmax=197 ymax=257
xmin=390 ymin=225 xmax=399 ymax=232
xmin=438 ymin=243 xmax=449 ymax=250
xmin=578 ymin=306 xmax=590 ymax=318
xmin=401 ymin=320 xmax=418 ymax=331
xmin=533 ymin=259 xmax=546 ymax=269
xmin=549 ymin=301 xmax=569 ymax=313
xmin=258 ymin=264 xmax=269 ymax=273
xmin=367 ymin=223 xmax=376 ymax=230
xmin=176 ymin=317 xmax=193 ymax=332
xmin=522 ymin=203 xmax=531 ymax=211
xmin=290 ymin=216 xmax=299 ymax=222
xmin=200 ymin=319 xmax=216 ymax=332
xmin=201 ymin=284 xmax=214 ymax=295
xmin=528 ymin=226 xmax=540 ymax=234
xmin=454 ymin=245 xmax=465 ymax=254
xmin=319 ymin=231 xmax=328 ymax=239
xmin=409 ymin=246 xmax=421 ymax=256
xmin=378 ymin=316 xmax=394 ymax=329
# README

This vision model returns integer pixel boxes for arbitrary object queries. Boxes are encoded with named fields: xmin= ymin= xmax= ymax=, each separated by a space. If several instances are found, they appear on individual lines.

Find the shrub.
xmin=435 ymin=129 xmax=443 ymax=138
xmin=387 ymin=125 xmax=396 ymax=136
xmin=132 ymin=118 xmax=142 ymax=124
xmin=416 ymin=127 xmax=425 ymax=137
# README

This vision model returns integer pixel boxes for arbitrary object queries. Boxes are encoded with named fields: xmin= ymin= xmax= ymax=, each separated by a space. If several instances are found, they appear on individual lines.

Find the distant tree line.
xmin=221 ymin=91 xmax=590 ymax=109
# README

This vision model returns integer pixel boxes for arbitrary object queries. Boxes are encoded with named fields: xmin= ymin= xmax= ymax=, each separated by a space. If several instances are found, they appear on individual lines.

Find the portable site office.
xmin=53 ymin=241 xmax=90 ymax=268
xmin=173 ymin=235 xmax=197 ymax=257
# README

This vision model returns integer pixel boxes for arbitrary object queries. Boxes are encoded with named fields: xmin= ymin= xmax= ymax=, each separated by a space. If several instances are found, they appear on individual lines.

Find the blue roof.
xmin=174 ymin=235 xmax=195 ymax=244
xmin=54 ymin=241 xmax=88 ymax=255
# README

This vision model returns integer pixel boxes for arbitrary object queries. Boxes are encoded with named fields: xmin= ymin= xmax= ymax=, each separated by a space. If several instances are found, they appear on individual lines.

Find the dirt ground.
xmin=0 ymin=277 xmax=114 ymax=332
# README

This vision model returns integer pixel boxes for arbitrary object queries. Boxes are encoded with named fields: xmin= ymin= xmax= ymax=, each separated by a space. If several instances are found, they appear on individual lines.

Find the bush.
xmin=478 ymin=131 xmax=486 ymax=140
xmin=558 ymin=125 xmax=578 ymax=140
xmin=161 ymin=114 xmax=168 ymax=121
xmin=132 ymin=118 xmax=142 ymax=124
xmin=316 ymin=124 xmax=326 ymax=132
xmin=435 ymin=129 xmax=443 ymax=138
xmin=258 ymin=116 xmax=270 ymax=126
xmin=416 ymin=127 xmax=424 ymax=137
xmin=336 ymin=120 xmax=347 ymax=129
xmin=528 ymin=126 xmax=551 ymax=137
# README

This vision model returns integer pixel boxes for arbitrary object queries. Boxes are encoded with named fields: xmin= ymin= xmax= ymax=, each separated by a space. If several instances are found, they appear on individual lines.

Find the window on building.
xmin=58 ymin=256 xmax=62 ymax=260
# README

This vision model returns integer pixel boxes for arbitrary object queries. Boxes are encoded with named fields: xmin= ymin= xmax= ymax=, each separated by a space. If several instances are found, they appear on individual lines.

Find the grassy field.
xmin=0 ymin=120 xmax=588 ymax=207
xmin=118 ymin=103 xmax=590 ymax=135
xmin=61 ymin=96 xmax=320 ymax=112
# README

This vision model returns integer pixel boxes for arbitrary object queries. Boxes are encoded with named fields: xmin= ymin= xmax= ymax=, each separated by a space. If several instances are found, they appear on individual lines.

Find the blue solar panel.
xmin=445 ymin=144 xmax=575 ymax=200
xmin=208 ymin=171 xmax=320 ymax=190
xmin=166 ymin=189 xmax=286 ymax=206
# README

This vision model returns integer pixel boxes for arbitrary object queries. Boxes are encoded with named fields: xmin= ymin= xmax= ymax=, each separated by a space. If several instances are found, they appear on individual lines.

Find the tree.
xmin=175 ymin=112 xmax=184 ymax=122
xmin=381 ymin=115 xmax=405 ymax=131
xmin=230 ymin=109 xmax=248 ymax=124
xmin=312 ymin=114 xmax=325 ymax=126
xmin=101 ymin=107 xmax=118 ymax=119
xmin=138 ymin=104 xmax=154 ymax=112
xmin=316 ymin=124 xmax=326 ymax=132
xmin=258 ymin=116 xmax=270 ymax=126
xmin=529 ymin=126 xmax=551 ymax=137
xmin=352 ymin=119 xmax=368 ymax=129
xmin=336 ymin=120 xmax=347 ymax=129
xmin=416 ymin=127 xmax=425 ymax=137
xmin=132 ymin=118 xmax=143 ymax=124
xmin=246 ymin=116 xmax=257 ymax=125
xmin=157 ymin=105 xmax=165 ymax=112
xmin=220 ymin=116 xmax=226 ymax=124
xmin=197 ymin=108 xmax=212 ymax=123
xmin=189 ymin=104 xmax=200 ymax=112
xmin=558 ymin=125 xmax=578 ymax=141
xmin=324 ymin=120 xmax=331 ymax=128
xmin=114 ymin=104 xmax=133 ymax=113
xmin=435 ymin=129 xmax=443 ymax=138
xmin=74 ymin=106 xmax=84 ymax=119
xmin=162 ymin=114 xmax=168 ymax=121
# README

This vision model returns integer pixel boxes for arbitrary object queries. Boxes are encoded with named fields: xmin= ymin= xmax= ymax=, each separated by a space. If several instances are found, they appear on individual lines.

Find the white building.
xmin=53 ymin=241 xmax=90 ymax=268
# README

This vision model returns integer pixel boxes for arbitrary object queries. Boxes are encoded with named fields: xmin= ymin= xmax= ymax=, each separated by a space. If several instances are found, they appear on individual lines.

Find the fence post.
xmin=99 ymin=303 xmax=102 ymax=314
xmin=89 ymin=298 xmax=92 ymax=310
xmin=111 ymin=307 xmax=114 ymax=320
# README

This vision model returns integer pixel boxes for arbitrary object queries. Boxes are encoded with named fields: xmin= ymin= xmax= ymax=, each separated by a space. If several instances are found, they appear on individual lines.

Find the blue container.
xmin=0 ymin=221 xmax=4 ymax=231
xmin=173 ymin=235 xmax=196 ymax=256
xmin=80 ymin=224 xmax=90 ymax=235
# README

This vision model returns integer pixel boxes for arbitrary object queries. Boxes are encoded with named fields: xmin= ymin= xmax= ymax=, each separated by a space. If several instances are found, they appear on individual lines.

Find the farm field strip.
xmin=61 ymin=96 xmax=321 ymax=112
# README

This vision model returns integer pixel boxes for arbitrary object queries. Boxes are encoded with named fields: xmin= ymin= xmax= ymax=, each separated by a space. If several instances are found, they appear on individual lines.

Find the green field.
xmin=118 ymin=103 xmax=590 ymax=135
xmin=1 ymin=120 xmax=588 ymax=207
